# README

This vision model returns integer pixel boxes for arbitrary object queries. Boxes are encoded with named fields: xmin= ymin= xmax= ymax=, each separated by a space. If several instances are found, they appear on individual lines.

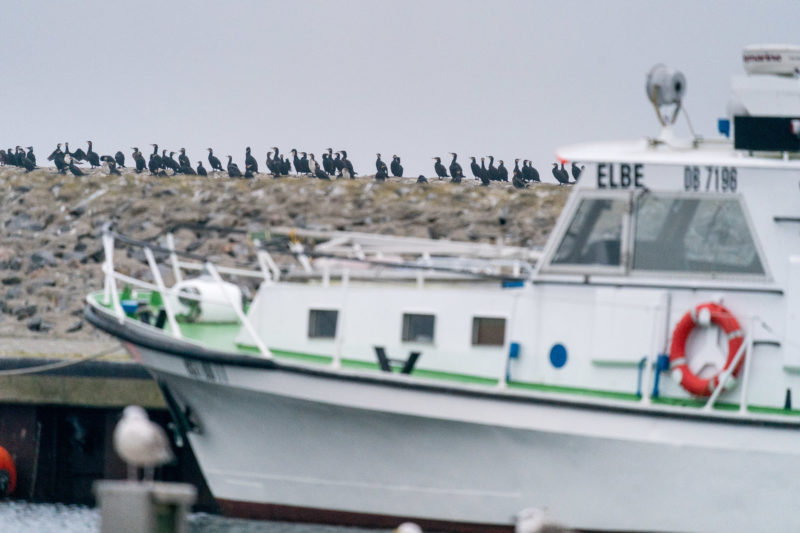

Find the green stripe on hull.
xmin=90 ymin=292 xmax=800 ymax=418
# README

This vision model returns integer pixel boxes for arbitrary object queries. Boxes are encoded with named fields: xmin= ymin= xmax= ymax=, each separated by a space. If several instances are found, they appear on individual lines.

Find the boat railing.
xmin=100 ymin=229 xmax=273 ymax=358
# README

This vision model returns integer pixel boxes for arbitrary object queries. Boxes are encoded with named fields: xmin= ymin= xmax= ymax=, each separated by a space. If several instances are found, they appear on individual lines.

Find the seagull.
xmin=113 ymin=405 xmax=174 ymax=480
xmin=515 ymin=507 xmax=573 ymax=533
xmin=394 ymin=522 xmax=423 ymax=533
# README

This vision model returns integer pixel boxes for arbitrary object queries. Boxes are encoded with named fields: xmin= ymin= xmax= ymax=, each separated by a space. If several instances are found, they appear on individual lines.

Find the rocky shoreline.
xmin=0 ymin=167 xmax=569 ymax=341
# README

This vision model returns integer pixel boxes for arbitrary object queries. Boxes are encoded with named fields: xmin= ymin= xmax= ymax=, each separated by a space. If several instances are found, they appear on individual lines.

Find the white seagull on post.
xmin=113 ymin=405 xmax=174 ymax=480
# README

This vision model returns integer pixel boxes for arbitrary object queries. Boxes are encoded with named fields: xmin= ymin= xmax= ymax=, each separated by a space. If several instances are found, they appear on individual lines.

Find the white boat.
xmin=87 ymin=46 xmax=800 ymax=532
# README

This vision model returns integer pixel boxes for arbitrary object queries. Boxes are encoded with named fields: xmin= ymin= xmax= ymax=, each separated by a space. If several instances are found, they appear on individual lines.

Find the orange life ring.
xmin=669 ymin=303 xmax=745 ymax=397
xmin=0 ymin=445 xmax=16 ymax=496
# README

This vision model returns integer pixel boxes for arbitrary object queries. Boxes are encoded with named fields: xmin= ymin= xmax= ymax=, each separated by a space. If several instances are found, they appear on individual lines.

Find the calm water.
xmin=0 ymin=502 xmax=390 ymax=533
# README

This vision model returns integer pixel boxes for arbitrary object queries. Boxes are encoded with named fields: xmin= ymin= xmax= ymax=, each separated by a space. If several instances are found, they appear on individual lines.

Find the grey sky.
xmin=2 ymin=0 xmax=798 ymax=179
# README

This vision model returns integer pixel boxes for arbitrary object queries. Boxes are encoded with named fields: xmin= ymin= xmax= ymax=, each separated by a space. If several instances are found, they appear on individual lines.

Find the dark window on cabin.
xmin=633 ymin=196 xmax=764 ymax=275
xmin=402 ymin=313 xmax=435 ymax=343
xmin=308 ymin=309 xmax=338 ymax=338
xmin=552 ymin=198 xmax=627 ymax=267
xmin=472 ymin=317 xmax=506 ymax=346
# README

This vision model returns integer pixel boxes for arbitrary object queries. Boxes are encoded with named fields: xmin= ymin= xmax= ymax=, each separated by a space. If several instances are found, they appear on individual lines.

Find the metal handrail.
xmin=102 ymin=230 xmax=272 ymax=357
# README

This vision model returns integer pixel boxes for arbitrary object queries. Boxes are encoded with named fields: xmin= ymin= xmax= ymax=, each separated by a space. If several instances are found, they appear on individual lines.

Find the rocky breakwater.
xmin=0 ymin=167 xmax=569 ymax=340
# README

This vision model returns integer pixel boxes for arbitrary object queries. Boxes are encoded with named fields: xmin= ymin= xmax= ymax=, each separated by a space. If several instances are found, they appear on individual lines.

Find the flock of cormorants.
xmin=0 ymin=143 xmax=582 ymax=187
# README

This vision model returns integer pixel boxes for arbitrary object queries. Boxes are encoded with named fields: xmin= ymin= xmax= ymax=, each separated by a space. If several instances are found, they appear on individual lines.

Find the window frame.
xmin=540 ymin=189 xmax=633 ymax=276
xmin=401 ymin=312 xmax=436 ymax=344
xmin=471 ymin=316 xmax=507 ymax=347
xmin=307 ymin=308 xmax=339 ymax=339
xmin=626 ymin=191 xmax=770 ymax=282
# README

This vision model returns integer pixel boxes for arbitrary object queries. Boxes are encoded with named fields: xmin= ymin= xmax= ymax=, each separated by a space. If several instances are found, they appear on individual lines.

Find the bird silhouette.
xmin=433 ymin=157 xmax=448 ymax=179
xmin=552 ymin=162 xmax=571 ymax=185
xmin=113 ymin=405 xmax=174 ymax=481
xmin=571 ymin=162 xmax=584 ymax=181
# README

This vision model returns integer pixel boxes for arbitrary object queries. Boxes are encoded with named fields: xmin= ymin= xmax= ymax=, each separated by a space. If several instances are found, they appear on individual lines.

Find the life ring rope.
xmin=669 ymin=302 xmax=745 ymax=397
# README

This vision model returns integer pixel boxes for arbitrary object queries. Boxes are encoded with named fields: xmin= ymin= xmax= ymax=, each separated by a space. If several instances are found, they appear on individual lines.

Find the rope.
xmin=0 ymin=343 xmax=124 ymax=377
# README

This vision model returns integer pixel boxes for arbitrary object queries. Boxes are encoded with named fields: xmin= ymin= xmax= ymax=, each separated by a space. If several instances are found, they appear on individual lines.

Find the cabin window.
xmin=402 ymin=313 xmax=435 ymax=343
xmin=472 ymin=317 xmax=506 ymax=346
xmin=633 ymin=195 xmax=764 ymax=275
xmin=308 ymin=309 xmax=338 ymax=338
xmin=551 ymin=198 xmax=627 ymax=266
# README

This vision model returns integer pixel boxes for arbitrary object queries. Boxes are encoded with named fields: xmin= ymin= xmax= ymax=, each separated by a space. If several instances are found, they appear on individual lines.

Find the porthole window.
xmin=402 ymin=313 xmax=435 ymax=343
xmin=308 ymin=309 xmax=338 ymax=339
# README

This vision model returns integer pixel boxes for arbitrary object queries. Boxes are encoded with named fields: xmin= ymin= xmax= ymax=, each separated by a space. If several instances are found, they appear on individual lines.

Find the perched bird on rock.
xmin=571 ymin=162 xmax=584 ymax=182
xmin=416 ymin=175 xmax=428 ymax=184
xmin=552 ymin=162 xmax=571 ymax=185
xmin=207 ymin=148 xmax=223 ymax=171
xmin=113 ymin=405 xmax=174 ymax=481
xmin=197 ymin=161 xmax=208 ymax=176
xmin=433 ymin=157 xmax=448 ymax=179
xmin=390 ymin=155 xmax=403 ymax=177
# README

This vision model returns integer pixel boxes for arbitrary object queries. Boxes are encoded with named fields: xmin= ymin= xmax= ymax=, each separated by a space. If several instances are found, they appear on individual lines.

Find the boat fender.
xmin=0 ymin=445 xmax=17 ymax=496
xmin=669 ymin=303 xmax=745 ymax=397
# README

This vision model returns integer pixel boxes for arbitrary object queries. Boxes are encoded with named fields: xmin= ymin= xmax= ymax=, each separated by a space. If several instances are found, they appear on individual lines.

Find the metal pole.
xmin=102 ymin=232 xmax=124 ymax=321
xmin=144 ymin=247 xmax=182 ymax=339
xmin=166 ymin=233 xmax=183 ymax=285
xmin=738 ymin=317 xmax=756 ymax=414
xmin=205 ymin=262 xmax=272 ymax=359
xmin=703 ymin=331 xmax=748 ymax=412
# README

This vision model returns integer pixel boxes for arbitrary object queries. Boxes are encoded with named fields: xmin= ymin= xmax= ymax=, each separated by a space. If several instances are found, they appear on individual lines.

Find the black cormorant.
xmin=469 ymin=157 xmax=480 ymax=179
xmin=26 ymin=147 xmax=35 ymax=166
xmin=571 ymin=162 xmax=584 ymax=182
xmin=19 ymin=150 xmax=35 ymax=172
xmin=552 ymin=162 xmax=570 ymax=185
xmin=449 ymin=153 xmax=463 ymax=180
xmin=178 ymin=148 xmax=191 ymax=169
xmin=115 ymin=151 xmax=126 ymax=168
xmin=280 ymin=154 xmax=291 ymax=175
xmin=291 ymin=149 xmax=301 ymax=174
xmin=323 ymin=148 xmax=334 ymax=176
xmin=433 ymin=157 xmax=448 ymax=179
xmin=86 ymin=141 xmax=100 ymax=168
xmin=341 ymin=150 xmax=355 ymax=178
xmin=179 ymin=158 xmax=196 ymax=175
xmin=131 ymin=148 xmax=146 ymax=173
xmin=524 ymin=161 xmax=540 ymax=182
xmin=197 ymin=162 xmax=207 ymax=176
xmin=390 ymin=155 xmax=403 ymax=177
xmin=497 ymin=160 xmax=508 ymax=182
xmin=478 ymin=158 xmax=490 ymax=186
xmin=333 ymin=152 xmax=343 ymax=176
xmin=266 ymin=149 xmax=277 ymax=175
xmin=299 ymin=152 xmax=310 ymax=174
xmin=226 ymin=155 xmax=242 ymax=177
xmin=163 ymin=150 xmax=180 ymax=174
xmin=66 ymin=142 xmax=86 ymax=162
xmin=416 ymin=175 xmax=428 ymax=184
xmin=487 ymin=156 xmax=499 ymax=181
xmin=512 ymin=170 xmax=527 ymax=189
xmin=310 ymin=154 xmax=330 ymax=180
xmin=207 ymin=148 xmax=223 ymax=171
xmin=245 ymin=147 xmax=258 ymax=174
xmin=149 ymin=144 xmax=163 ymax=170
xmin=67 ymin=157 xmax=84 ymax=176
xmin=513 ymin=159 xmax=522 ymax=181
xmin=375 ymin=153 xmax=388 ymax=175
xmin=101 ymin=156 xmax=121 ymax=175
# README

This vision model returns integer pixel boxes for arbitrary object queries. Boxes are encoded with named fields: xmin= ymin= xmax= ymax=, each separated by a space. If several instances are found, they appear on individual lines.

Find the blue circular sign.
xmin=549 ymin=344 xmax=567 ymax=368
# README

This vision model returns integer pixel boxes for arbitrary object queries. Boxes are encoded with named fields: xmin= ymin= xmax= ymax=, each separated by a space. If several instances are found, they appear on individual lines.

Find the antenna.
xmin=646 ymin=64 xmax=687 ymax=127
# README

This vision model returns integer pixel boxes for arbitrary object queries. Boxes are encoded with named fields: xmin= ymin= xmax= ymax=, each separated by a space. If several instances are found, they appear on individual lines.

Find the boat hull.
xmin=111 ymin=331 xmax=800 ymax=533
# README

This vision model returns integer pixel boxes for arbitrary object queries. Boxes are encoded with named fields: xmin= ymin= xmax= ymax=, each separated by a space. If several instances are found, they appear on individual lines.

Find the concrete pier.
xmin=0 ymin=336 xmax=214 ymax=508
